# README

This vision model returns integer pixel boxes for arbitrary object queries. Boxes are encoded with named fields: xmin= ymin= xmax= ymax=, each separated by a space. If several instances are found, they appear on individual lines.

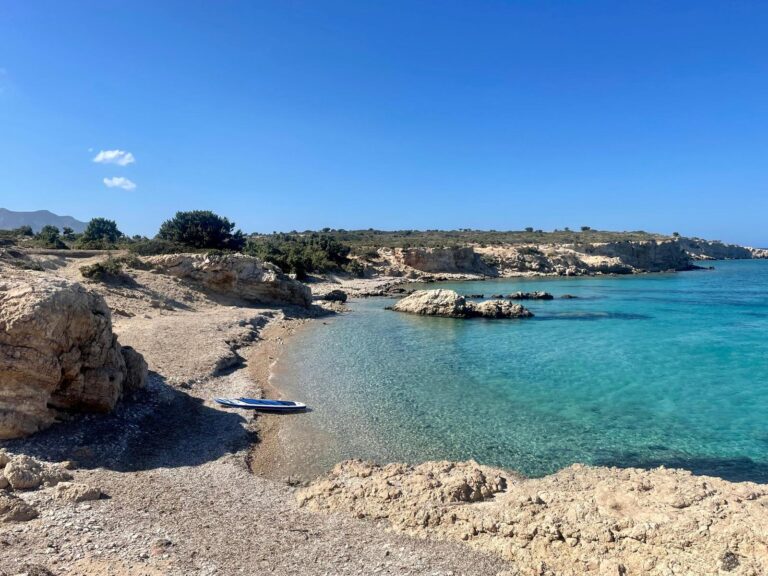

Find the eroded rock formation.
xmin=398 ymin=247 xmax=495 ymax=275
xmin=299 ymin=460 xmax=768 ymax=576
xmin=146 ymin=253 xmax=312 ymax=307
xmin=391 ymin=290 xmax=533 ymax=319
xmin=0 ymin=274 xmax=147 ymax=439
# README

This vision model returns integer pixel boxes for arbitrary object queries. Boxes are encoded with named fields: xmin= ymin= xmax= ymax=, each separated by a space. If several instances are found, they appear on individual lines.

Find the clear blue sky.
xmin=1 ymin=1 xmax=767 ymax=245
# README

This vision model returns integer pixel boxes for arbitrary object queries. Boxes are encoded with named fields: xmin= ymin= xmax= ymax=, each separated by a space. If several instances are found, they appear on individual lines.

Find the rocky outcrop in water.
xmin=299 ymin=460 xmax=768 ymax=576
xmin=146 ymin=253 xmax=312 ymax=307
xmin=0 ymin=274 xmax=147 ymax=439
xmin=506 ymin=291 xmax=553 ymax=300
xmin=315 ymin=289 xmax=348 ymax=303
xmin=391 ymin=290 xmax=533 ymax=319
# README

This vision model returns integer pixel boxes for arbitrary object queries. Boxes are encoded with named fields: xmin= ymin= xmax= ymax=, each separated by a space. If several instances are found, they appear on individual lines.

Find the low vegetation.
xmin=79 ymin=256 xmax=127 ymax=282
xmin=2 ymin=209 xmax=678 ymax=278
xmin=245 ymin=233 xmax=355 ymax=279
xmin=33 ymin=225 xmax=68 ymax=249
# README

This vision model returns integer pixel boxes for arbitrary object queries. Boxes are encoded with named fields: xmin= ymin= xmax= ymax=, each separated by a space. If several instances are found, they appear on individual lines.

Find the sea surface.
xmin=273 ymin=260 xmax=768 ymax=482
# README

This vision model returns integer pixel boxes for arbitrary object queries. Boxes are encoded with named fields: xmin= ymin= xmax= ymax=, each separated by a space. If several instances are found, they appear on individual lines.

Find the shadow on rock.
xmin=2 ymin=373 xmax=256 ymax=472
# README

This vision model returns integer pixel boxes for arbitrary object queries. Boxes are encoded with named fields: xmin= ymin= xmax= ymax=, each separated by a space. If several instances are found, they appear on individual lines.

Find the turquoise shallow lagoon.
xmin=273 ymin=260 xmax=768 ymax=482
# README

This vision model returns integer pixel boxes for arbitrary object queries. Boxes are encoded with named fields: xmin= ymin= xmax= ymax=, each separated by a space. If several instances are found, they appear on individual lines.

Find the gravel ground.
xmin=1 ymin=255 xmax=514 ymax=575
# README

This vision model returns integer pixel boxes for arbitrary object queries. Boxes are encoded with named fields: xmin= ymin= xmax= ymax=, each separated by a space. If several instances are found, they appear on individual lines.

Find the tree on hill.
xmin=157 ymin=210 xmax=245 ymax=251
xmin=78 ymin=218 xmax=123 ymax=249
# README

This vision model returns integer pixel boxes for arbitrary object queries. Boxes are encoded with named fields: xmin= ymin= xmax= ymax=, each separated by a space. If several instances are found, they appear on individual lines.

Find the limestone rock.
xmin=397 ymin=247 xmax=495 ymax=275
xmin=53 ymin=481 xmax=101 ymax=502
xmin=0 ymin=491 xmax=38 ymax=522
xmin=3 ymin=455 xmax=72 ymax=490
xmin=120 ymin=346 xmax=148 ymax=393
xmin=0 ymin=274 xmax=148 ymax=438
xmin=391 ymin=290 xmax=533 ymax=319
xmin=146 ymin=253 xmax=311 ymax=307
xmin=300 ymin=461 xmax=768 ymax=576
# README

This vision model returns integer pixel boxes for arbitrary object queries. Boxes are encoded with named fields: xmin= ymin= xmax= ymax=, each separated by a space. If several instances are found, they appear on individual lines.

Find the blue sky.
xmin=1 ymin=1 xmax=767 ymax=244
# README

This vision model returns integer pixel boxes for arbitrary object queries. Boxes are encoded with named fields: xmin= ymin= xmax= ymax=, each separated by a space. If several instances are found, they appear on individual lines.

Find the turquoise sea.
xmin=273 ymin=260 xmax=768 ymax=482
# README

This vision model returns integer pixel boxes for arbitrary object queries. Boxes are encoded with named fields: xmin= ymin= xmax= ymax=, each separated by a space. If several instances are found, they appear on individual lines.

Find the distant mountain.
xmin=0 ymin=208 xmax=88 ymax=233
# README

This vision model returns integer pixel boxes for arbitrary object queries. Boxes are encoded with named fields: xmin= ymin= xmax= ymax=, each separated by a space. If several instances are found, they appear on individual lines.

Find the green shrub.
xmin=344 ymin=260 xmax=366 ymax=278
xmin=34 ymin=225 xmax=68 ymax=249
xmin=157 ymin=210 xmax=245 ymax=250
xmin=77 ymin=218 xmax=123 ymax=249
xmin=245 ymin=233 xmax=351 ymax=279
xmin=79 ymin=257 xmax=125 ymax=281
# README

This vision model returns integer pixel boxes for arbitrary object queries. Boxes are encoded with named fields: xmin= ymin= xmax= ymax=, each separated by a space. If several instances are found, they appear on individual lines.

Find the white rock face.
xmin=0 ymin=274 xmax=147 ymax=439
xmin=391 ymin=289 xmax=533 ymax=319
xmin=146 ymin=253 xmax=312 ymax=307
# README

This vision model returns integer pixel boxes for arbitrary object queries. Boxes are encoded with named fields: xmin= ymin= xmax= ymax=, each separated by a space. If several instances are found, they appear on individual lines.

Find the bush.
xmin=77 ymin=218 xmax=123 ymax=249
xmin=344 ymin=260 xmax=366 ymax=278
xmin=245 ymin=233 xmax=351 ymax=280
xmin=34 ymin=225 xmax=67 ymax=249
xmin=79 ymin=257 xmax=125 ymax=281
xmin=157 ymin=210 xmax=245 ymax=251
xmin=112 ymin=253 xmax=151 ymax=270
xmin=127 ymin=238 xmax=189 ymax=256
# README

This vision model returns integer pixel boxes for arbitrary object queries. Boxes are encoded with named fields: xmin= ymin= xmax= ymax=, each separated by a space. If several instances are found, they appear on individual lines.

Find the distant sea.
xmin=273 ymin=260 xmax=768 ymax=483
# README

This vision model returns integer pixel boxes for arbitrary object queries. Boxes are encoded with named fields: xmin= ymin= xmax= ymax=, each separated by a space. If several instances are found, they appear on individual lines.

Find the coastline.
xmin=245 ymin=314 xmax=319 ymax=480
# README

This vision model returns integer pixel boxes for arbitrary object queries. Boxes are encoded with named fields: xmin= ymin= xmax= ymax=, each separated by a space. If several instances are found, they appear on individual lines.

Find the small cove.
xmin=272 ymin=260 xmax=768 ymax=483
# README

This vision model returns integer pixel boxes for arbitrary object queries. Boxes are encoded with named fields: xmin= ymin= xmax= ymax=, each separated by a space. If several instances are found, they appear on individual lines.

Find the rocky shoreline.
xmin=1 ymin=248 xmax=767 ymax=575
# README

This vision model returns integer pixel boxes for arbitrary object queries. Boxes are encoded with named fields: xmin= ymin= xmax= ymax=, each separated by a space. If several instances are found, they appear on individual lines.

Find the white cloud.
xmin=103 ymin=176 xmax=137 ymax=191
xmin=93 ymin=149 xmax=135 ymax=166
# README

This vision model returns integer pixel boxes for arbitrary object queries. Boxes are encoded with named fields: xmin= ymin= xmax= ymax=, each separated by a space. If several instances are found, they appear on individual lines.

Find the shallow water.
xmin=273 ymin=261 xmax=768 ymax=482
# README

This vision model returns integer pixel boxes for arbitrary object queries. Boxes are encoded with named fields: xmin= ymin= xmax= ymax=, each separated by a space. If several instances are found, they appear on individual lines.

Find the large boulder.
xmin=391 ymin=289 xmax=533 ymax=319
xmin=146 ymin=253 xmax=312 ymax=307
xmin=0 ymin=274 xmax=148 ymax=439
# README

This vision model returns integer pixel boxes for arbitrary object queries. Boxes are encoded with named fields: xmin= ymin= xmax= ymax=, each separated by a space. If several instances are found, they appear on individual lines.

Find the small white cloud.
xmin=103 ymin=176 xmax=137 ymax=191
xmin=93 ymin=149 xmax=136 ymax=166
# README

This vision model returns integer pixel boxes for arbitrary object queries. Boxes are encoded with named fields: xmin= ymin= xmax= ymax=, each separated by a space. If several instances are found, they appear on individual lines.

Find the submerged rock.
xmin=391 ymin=290 xmax=533 ymax=319
xmin=147 ymin=253 xmax=312 ymax=307
xmin=0 ymin=275 xmax=147 ymax=439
